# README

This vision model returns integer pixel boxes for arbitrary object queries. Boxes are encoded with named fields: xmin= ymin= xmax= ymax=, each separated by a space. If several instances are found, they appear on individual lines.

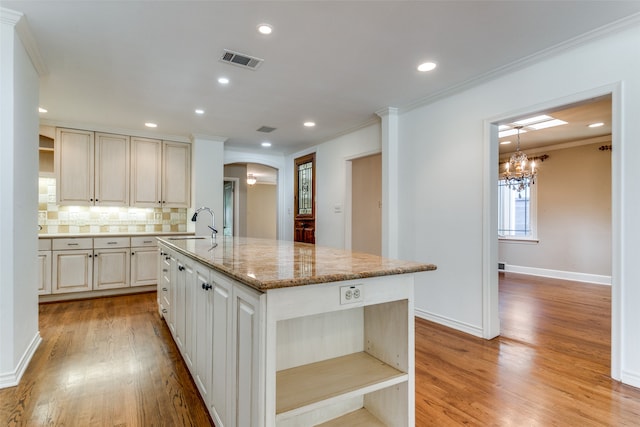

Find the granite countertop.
xmin=39 ymin=232 xmax=194 ymax=238
xmin=158 ymin=236 xmax=437 ymax=291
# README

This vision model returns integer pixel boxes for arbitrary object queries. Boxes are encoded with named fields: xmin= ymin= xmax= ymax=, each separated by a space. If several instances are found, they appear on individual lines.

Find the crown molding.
xmin=401 ymin=12 xmax=640 ymax=114
xmin=39 ymin=118 xmax=191 ymax=143
xmin=1 ymin=7 xmax=48 ymax=76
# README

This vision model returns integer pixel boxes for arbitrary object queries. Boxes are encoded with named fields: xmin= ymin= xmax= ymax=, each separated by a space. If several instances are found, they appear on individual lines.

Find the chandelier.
xmin=501 ymin=126 xmax=536 ymax=195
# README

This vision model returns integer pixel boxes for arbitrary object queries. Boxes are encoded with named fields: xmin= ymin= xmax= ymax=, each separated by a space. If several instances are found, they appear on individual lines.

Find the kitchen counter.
xmin=157 ymin=236 xmax=436 ymax=291
xmin=39 ymin=231 xmax=194 ymax=238
xmin=157 ymin=236 xmax=436 ymax=426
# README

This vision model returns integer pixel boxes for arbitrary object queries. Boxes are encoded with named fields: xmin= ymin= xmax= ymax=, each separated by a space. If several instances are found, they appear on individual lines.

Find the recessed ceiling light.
xmin=218 ymin=77 xmax=229 ymax=85
xmin=195 ymin=109 xmax=204 ymax=115
xmin=261 ymin=142 xmax=272 ymax=147
xmin=417 ymin=61 xmax=437 ymax=72
xmin=257 ymin=24 xmax=273 ymax=35
xmin=303 ymin=121 xmax=316 ymax=127
xmin=145 ymin=122 xmax=158 ymax=128
xmin=527 ymin=119 xmax=568 ymax=130
xmin=514 ymin=115 xmax=552 ymax=126
xmin=500 ymin=141 xmax=512 ymax=145
xmin=38 ymin=107 xmax=48 ymax=113
xmin=589 ymin=122 xmax=604 ymax=128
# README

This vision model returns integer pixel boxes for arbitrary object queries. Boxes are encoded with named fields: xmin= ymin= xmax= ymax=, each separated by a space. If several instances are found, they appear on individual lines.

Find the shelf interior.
xmin=314 ymin=408 xmax=386 ymax=427
xmin=276 ymin=351 xmax=406 ymax=417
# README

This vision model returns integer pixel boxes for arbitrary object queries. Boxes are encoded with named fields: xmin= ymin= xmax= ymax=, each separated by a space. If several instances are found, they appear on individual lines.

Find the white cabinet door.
xmin=38 ymin=250 xmax=52 ymax=295
xmin=210 ymin=272 xmax=233 ymax=427
xmin=162 ymin=141 xmax=191 ymax=207
xmin=232 ymin=284 xmax=264 ymax=427
xmin=183 ymin=260 xmax=196 ymax=373
xmin=173 ymin=257 xmax=191 ymax=352
xmin=158 ymin=247 xmax=171 ymax=318
xmin=55 ymin=128 xmax=94 ymax=205
xmin=131 ymin=247 xmax=158 ymax=286
xmin=93 ymin=248 xmax=130 ymax=290
xmin=130 ymin=137 xmax=162 ymax=207
xmin=52 ymin=249 xmax=94 ymax=293
xmin=194 ymin=264 xmax=214 ymax=407
xmin=94 ymin=132 xmax=129 ymax=206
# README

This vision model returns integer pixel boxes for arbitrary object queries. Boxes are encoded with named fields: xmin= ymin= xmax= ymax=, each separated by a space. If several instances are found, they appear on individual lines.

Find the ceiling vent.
xmin=220 ymin=49 xmax=263 ymax=70
xmin=257 ymin=125 xmax=276 ymax=133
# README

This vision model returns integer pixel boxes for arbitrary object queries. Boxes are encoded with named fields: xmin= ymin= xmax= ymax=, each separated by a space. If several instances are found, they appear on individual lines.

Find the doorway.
xmin=486 ymin=88 xmax=619 ymax=378
xmin=351 ymin=153 xmax=382 ymax=255
xmin=223 ymin=179 xmax=237 ymax=236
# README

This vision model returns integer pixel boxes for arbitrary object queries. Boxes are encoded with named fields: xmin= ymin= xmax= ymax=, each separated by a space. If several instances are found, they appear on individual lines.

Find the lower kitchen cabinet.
xmin=37 ymin=250 xmax=52 ymax=295
xmin=131 ymin=236 xmax=159 ymax=287
xmin=52 ymin=249 xmax=94 ymax=293
xmin=93 ymin=247 xmax=130 ymax=290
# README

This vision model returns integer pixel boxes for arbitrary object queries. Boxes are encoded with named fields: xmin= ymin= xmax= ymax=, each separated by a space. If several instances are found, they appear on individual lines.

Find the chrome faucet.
xmin=191 ymin=206 xmax=217 ymax=239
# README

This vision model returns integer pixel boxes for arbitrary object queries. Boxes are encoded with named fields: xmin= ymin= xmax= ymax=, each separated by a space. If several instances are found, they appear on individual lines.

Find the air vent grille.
xmin=220 ymin=49 xmax=264 ymax=70
xmin=257 ymin=126 xmax=276 ymax=133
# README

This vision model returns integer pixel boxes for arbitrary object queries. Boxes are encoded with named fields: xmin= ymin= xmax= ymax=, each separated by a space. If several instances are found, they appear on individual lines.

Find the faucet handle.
xmin=208 ymin=225 xmax=218 ymax=234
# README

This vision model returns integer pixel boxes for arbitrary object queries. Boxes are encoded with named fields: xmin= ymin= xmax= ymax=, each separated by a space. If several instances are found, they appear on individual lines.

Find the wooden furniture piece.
xmin=157 ymin=236 xmax=435 ymax=426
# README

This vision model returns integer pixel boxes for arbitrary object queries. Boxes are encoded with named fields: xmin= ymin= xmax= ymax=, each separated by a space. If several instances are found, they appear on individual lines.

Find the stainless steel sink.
xmin=167 ymin=236 xmax=207 ymax=240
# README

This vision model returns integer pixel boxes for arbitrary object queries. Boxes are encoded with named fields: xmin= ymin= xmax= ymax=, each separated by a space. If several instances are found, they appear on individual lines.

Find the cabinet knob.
xmin=162 ymin=308 xmax=168 ymax=314
xmin=201 ymin=282 xmax=212 ymax=291
xmin=162 ymin=287 xmax=168 ymax=291
xmin=178 ymin=265 xmax=185 ymax=271
xmin=165 ymin=256 xmax=170 ymax=260
xmin=89 ymin=254 xmax=93 ymax=258
xmin=131 ymin=252 xmax=135 ymax=256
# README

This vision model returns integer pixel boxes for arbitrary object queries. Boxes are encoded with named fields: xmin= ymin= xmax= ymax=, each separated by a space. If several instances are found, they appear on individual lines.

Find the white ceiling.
xmin=4 ymin=1 xmax=639 ymax=154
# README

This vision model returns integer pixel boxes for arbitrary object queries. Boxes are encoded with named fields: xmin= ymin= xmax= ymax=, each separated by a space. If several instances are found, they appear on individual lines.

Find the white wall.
xmin=0 ymin=8 xmax=41 ymax=388
xmin=397 ymin=23 xmax=640 ymax=387
xmin=287 ymin=124 xmax=381 ymax=249
xmin=191 ymin=136 xmax=225 ymax=237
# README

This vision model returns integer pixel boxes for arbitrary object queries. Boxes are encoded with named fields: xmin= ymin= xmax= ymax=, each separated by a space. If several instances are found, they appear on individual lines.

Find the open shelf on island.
xmin=276 ymin=351 xmax=407 ymax=419
xmin=315 ymin=408 xmax=386 ymax=427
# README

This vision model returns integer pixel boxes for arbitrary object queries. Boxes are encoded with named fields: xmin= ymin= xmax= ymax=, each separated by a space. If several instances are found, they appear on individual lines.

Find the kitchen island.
xmin=156 ymin=236 xmax=436 ymax=427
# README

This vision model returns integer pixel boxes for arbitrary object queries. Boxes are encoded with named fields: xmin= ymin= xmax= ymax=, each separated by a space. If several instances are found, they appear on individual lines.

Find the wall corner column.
xmin=377 ymin=107 xmax=400 ymax=259
xmin=190 ymin=134 xmax=227 ymax=236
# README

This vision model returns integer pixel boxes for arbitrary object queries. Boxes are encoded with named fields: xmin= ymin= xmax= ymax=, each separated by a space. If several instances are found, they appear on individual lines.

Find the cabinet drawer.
xmin=52 ymin=238 xmax=93 ymax=250
xmin=38 ymin=239 xmax=52 ymax=251
xmin=94 ymin=237 xmax=130 ymax=249
xmin=131 ymin=236 xmax=158 ymax=247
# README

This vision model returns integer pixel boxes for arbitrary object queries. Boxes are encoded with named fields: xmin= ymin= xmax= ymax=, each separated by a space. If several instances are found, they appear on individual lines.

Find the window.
xmin=498 ymin=179 xmax=537 ymax=240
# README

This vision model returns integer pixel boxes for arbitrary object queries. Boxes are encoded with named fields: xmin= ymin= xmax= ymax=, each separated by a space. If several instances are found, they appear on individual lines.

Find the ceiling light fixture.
xmin=501 ymin=126 xmax=537 ymax=195
xmin=589 ymin=122 xmax=605 ymax=128
xmin=261 ymin=142 xmax=272 ymax=147
xmin=527 ymin=118 xmax=568 ymax=130
xmin=303 ymin=121 xmax=316 ymax=127
xmin=247 ymin=173 xmax=257 ymax=186
xmin=257 ymin=24 xmax=273 ymax=35
xmin=500 ymin=141 xmax=512 ymax=145
xmin=218 ymin=77 xmax=229 ymax=85
xmin=145 ymin=122 xmax=158 ymax=128
xmin=38 ymin=107 xmax=48 ymax=113
xmin=513 ymin=115 xmax=552 ymax=126
xmin=417 ymin=61 xmax=437 ymax=72
xmin=195 ymin=109 xmax=204 ymax=115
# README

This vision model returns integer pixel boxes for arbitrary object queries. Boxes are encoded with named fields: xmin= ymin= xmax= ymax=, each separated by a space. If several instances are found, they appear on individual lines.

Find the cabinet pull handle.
xmin=162 ymin=287 xmax=168 ymax=291
xmin=162 ymin=269 xmax=168 ymax=272
xmin=165 ymin=256 xmax=170 ymax=260
xmin=107 ymin=241 xmax=117 ymax=245
xmin=162 ymin=308 xmax=168 ymax=314
xmin=144 ymin=240 xmax=153 ymax=244
xmin=67 ymin=243 xmax=79 ymax=246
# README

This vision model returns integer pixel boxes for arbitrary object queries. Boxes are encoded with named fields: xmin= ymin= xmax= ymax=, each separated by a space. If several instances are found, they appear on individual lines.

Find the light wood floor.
xmin=2 ymin=275 xmax=640 ymax=426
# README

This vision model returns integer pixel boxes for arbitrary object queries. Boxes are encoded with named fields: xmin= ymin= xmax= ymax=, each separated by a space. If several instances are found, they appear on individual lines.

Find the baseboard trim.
xmin=621 ymin=370 xmax=640 ymax=390
xmin=503 ymin=264 xmax=611 ymax=285
xmin=0 ymin=331 xmax=42 ymax=389
xmin=415 ymin=308 xmax=483 ymax=338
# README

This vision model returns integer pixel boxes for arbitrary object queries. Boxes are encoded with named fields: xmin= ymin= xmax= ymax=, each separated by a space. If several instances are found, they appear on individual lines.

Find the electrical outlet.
xmin=340 ymin=285 xmax=363 ymax=305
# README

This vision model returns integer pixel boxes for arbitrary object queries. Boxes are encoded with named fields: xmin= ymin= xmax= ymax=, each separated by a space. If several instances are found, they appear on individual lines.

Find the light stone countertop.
xmin=158 ymin=236 xmax=437 ymax=291
xmin=39 ymin=232 xmax=194 ymax=239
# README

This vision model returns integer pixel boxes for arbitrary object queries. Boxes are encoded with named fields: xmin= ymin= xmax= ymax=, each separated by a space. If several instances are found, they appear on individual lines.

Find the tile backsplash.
xmin=38 ymin=177 xmax=187 ymax=234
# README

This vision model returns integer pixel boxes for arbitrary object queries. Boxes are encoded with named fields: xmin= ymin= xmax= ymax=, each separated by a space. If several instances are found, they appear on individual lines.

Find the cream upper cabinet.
xmin=94 ymin=132 xmax=130 ymax=206
xmin=130 ymin=137 xmax=162 ymax=207
xmin=162 ymin=141 xmax=191 ymax=208
xmin=55 ymin=128 xmax=129 ymax=206
xmin=55 ymin=128 xmax=94 ymax=205
xmin=130 ymin=138 xmax=190 ymax=208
